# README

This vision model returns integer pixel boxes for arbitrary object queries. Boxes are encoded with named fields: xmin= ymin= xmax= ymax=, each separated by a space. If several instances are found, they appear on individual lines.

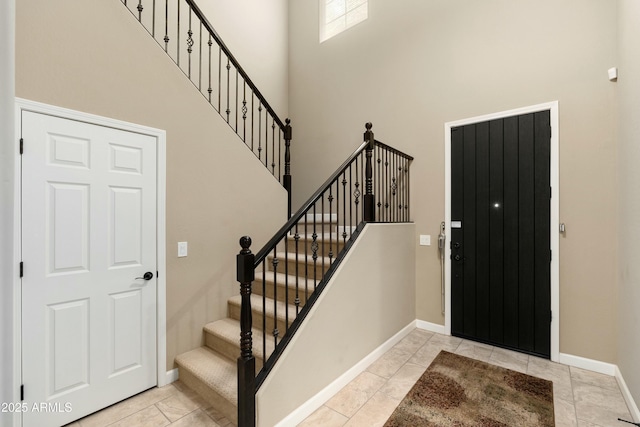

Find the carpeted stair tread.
xmin=175 ymin=346 xmax=237 ymax=406
xmin=204 ymin=318 xmax=275 ymax=361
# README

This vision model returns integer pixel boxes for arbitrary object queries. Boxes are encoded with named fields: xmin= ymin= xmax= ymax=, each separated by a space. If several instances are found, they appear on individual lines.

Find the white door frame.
xmin=443 ymin=101 xmax=560 ymax=362
xmin=13 ymin=98 xmax=168 ymax=426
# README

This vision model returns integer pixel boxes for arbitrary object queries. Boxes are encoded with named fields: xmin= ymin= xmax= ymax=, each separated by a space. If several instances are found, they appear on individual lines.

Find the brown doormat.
xmin=384 ymin=350 xmax=554 ymax=426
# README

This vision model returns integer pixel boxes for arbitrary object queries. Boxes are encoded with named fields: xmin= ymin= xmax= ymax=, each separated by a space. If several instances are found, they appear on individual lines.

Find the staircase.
xmin=176 ymin=214 xmax=342 ymax=425
xmin=118 ymin=1 xmax=414 ymax=425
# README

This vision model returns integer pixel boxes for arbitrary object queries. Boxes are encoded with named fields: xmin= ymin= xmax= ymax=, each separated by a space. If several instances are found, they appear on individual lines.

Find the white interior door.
xmin=21 ymin=111 xmax=158 ymax=426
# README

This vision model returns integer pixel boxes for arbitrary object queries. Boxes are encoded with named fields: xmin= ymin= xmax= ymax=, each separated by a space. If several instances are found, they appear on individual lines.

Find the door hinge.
xmin=549 ymin=126 xmax=552 ymax=138
xmin=550 ymin=250 xmax=552 ymax=262
xmin=19 ymin=138 xmax=24 ymax=155
xmin=550 ymin=310 xmax=553 ymax=322
xmin=20 ymin=384 xmax=24 ymax=401
xmin=156 ymin=271 xmax=159 ymax=279
xmin=20 ymin=262 xmax=23 ymax=278
xmin=550 ymin=186 xmax=552 ymax=198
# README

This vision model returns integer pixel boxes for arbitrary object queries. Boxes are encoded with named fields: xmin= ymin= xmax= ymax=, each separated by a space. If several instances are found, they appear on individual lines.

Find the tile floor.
xmin=68 ymin=329 xmax=634 ymax=427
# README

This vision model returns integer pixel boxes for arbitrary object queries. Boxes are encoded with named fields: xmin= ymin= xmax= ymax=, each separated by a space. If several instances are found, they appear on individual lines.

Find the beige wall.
xmin=256 ymin=223 xmax=416 ymax=427
xmin=617 ymin=0 xmax=640 ymax=409
xmin=16 ymin=0 xmax=288 ymax=371
xmin=289 ymin=0 xmax=618 ymax=362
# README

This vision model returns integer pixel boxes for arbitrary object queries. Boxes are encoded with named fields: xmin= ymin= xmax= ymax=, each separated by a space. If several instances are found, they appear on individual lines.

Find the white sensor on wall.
xmin=608 ymin=67 xmax=618 ymax=81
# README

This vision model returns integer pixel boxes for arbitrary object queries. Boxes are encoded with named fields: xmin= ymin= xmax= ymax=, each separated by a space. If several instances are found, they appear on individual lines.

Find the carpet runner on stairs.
xmin=175 ymin=214 xmax=344 ymax=425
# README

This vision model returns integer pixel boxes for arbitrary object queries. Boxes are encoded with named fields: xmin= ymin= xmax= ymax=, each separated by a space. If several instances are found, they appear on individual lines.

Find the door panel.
xmin=22 ymin=111 xmax=157 ymax=426
xmin=451 ymin=111 xmax=551 ymax=358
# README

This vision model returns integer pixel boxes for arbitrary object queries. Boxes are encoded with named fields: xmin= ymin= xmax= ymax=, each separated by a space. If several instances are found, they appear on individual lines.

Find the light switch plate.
xmin=419 ymin=235 xmax=431 ymax=246
xmin=178 ymin=241 xmax=188 ymax=257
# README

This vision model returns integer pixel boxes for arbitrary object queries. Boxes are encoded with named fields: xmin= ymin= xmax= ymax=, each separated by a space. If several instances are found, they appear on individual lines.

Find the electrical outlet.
xmin=419 ymin=235 xmax=431 ymax=246
xmin=178 ymin=242 xmax=188 ymax=257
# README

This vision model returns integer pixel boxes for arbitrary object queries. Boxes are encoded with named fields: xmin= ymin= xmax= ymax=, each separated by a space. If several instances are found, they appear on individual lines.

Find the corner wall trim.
xmin=616 ymin=366 xmax=640 ymax=422
xmin=416 ymin=319 xmax=446 ymax=335
xmin=273 ymin=321 xmax=415 ymax=427
xmin=558 ymin=352 xmax=616 ymax=376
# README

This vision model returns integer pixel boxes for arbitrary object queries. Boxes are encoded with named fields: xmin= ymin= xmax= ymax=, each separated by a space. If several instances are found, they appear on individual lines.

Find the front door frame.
xmin=13 ymin=98 xmax=168 ymax=426
xmin=444 ymin=101 xmax=559 ymax=362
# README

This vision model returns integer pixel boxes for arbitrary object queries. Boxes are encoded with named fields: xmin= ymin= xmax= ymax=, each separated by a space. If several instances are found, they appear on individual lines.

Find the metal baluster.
xmin=236 ymin=237 xmax=255 ymax=427
xmin=152 ymin=0 xmax=156 ymax=37
xmin=294 ymin=224 xmax=300 ymax=315
xmin=321 ymin=191 xmax=325 ymax=280
xmin=304 ymin=214 xmax=308 ymax=301
xmin=207 ymin=34 xmax=212 ymax=103
xmin=186 ymin=6 xmax=193 ymax=78
xmin=264 ymin=112 xmax=268 ymax=169
xmin=271 ymin=119 xmax=276 ymax=176
xmin=163 ymin=0 xmax=169 ymax=51
xmin=312 ymin=205 xmax=318 ymax=290
xmin=242 ymin=83 xmax=247 ymax=143
xmin=284 ymin=234 xmax=289 ymax=327
xmin=235 ymin=69 xmax=239 ymax=132
xmin=198 ymin=23 xmax=202 ymax=90
xmin=176 ymin=0 xmax=180 ymax=66
xmin=349 ymin=164 xmax=353 ymax=238
xmin=342 ymin=172 xmax=347 ymax=243
xmin=258 ymin=104 xmax=262 ymax=160
xmin=251 ymin=93 xmax=255 ymax=151
xmin=354 ymin=156 xmax=360 ymax=225
xmin=278 ymin=129 xmax=282 ymax=183
xmin=328 ymin=186 xmax=334 ymax=266
xmin=218 ymin=47 xmax=221 ymax=112
xmin=226 ymin=58 xmax=231 ymax=122
xmin=272 ymin=248 xmax=278 ymax=347
xmin=137 ymin=0 xmax=143 ymax=22
xmin=385 ymin=149 xmax=390 ymax=221
xmin=377 ymin=146 xmax=382 ymax=219
xmin=261 ymin=261 xmax=266 ymax=357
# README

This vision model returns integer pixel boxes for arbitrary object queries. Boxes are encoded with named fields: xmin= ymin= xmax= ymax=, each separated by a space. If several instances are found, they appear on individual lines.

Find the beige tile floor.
xmin=68 ymin=329 xmax=634 ymax=427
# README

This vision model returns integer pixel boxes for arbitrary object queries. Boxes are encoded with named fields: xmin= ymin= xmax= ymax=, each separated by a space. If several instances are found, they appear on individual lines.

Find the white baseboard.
xmin=273 ymin=321 xmax=415 ymax=427
xmin=165 ymin=368 xmax=179 ymax=385
xmin=616 ymin=366 xmax=640 ymax=422
xmin=415 ymin=319 xmax=446 ymax=335
xmin=558 ymin=352 xmax=616 ymax=376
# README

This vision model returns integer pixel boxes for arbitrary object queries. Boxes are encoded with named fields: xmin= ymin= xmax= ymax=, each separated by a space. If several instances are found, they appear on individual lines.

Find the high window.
xmin=320 ymin=0 xmax=368 ymax=42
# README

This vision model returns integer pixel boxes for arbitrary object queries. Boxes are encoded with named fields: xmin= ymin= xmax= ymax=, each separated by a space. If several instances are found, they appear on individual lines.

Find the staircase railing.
xmin=236 ymin=123 xmax=413 ymax=426
xmin=119 ymin=0 xmax=293 ymax=214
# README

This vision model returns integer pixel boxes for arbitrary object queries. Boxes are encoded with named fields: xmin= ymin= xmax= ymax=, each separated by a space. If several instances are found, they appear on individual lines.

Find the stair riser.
xmin=228 ymin=303 xmax=292 ymax=336
xmin=253 ymin=278 xmax=312 ymax=306
xmin=204 ymin=333 xmax=265 ymax=371
xmin=267 ymin=256 xmax=333 ymax=276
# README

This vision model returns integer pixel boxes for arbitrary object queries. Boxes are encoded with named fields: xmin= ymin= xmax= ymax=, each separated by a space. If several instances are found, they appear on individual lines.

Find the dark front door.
xmin=451 ymin=111 xmax=551 ymax=358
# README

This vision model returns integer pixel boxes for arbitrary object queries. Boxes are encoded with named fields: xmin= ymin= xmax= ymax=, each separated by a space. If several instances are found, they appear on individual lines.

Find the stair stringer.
xmin=255 ymin=223 xmax=416 ymax=427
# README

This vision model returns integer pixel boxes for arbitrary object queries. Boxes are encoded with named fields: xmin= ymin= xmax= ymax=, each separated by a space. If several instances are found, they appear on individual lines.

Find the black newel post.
xmin=363 ymin=122 xmax=375 ymax=222
xmin=237 ymin=236 xmax=255 ymax=427
xmin=283 ymin=118 xmax=293 ymax=218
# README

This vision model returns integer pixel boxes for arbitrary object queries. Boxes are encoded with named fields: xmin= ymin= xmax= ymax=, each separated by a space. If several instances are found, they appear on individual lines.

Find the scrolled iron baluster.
xmin=137 ymin=0 xmax=143 ymax=21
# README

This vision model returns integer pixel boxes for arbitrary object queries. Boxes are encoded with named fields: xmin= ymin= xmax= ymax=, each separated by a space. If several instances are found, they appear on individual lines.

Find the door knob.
xmin=135 ymin=272 xmax=154 ymax=281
